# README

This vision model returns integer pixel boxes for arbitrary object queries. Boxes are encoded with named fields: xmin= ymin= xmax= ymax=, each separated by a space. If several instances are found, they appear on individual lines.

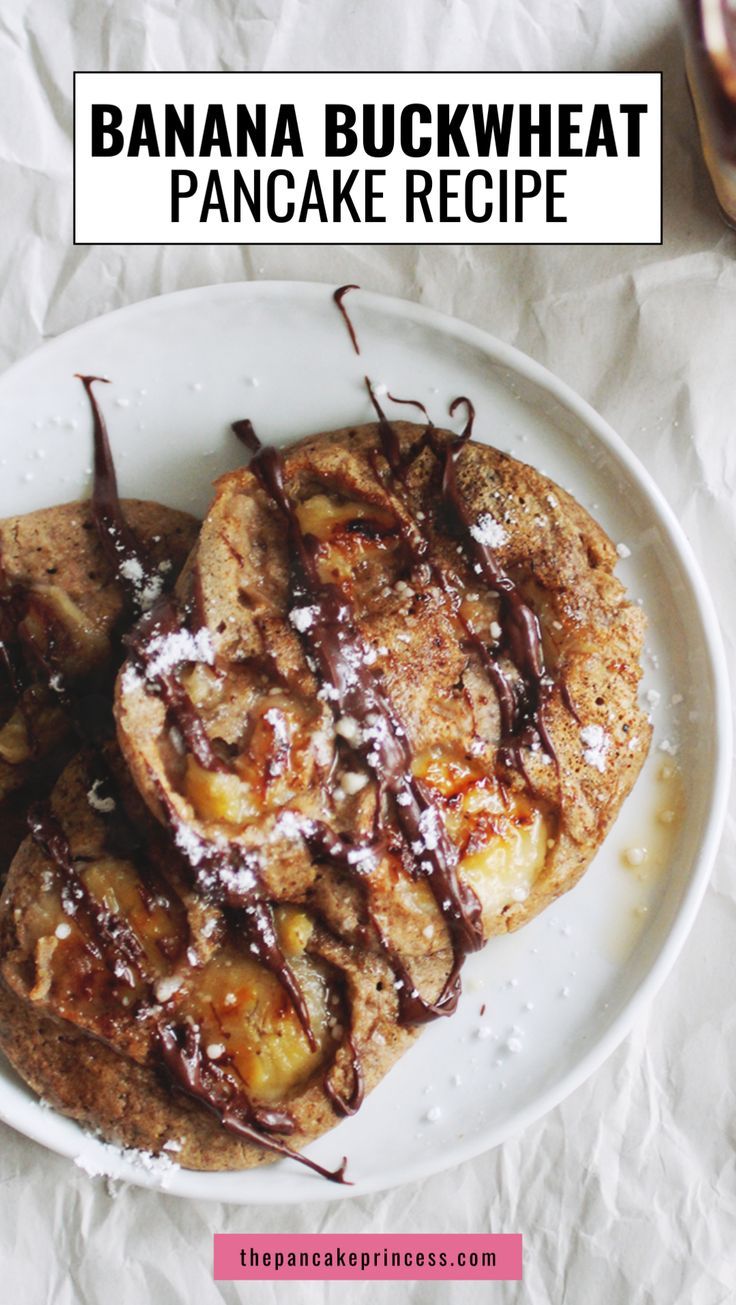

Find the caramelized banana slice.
xmin=181 ymin=688 xmax=334 ymax=829
xmin=176 ymin=910 xmax=339 ymax=1103
xmin=295 ymin=494 xmax=403 ymax=595
xmin=415 ymin=749 xmax=552 ymax=930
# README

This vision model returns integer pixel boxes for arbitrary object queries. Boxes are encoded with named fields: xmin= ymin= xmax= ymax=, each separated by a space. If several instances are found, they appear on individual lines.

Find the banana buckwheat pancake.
xmin=0 ymin=497 xmax=198 ymax=878
xmin=116 ymin=413 xmax=650 ymax=1023
xmin=0 ymin=746 xmax=422 ymax=1174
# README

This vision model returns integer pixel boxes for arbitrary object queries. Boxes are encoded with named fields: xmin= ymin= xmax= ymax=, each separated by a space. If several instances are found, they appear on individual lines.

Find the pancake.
xmin=0 ymin=500 xmax=199 ymax=879
xmin=0 ymin=748 xmax=423 ymax=1173
xmin=116 ymin=420 xmax=651 ymax=980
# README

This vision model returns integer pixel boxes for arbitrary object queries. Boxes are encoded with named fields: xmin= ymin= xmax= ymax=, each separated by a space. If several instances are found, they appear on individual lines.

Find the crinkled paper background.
xmin=0 ymin=1 xmax=734 ymax=1301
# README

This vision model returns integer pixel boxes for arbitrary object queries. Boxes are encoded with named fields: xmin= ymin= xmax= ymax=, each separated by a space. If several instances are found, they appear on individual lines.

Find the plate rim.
xmin=0 ymin=278 xmax=730 ymax=1204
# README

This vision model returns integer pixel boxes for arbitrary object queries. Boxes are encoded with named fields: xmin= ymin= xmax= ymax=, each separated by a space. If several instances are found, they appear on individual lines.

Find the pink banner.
xmin=214 ymin=1233 xmax=522 ymax=1281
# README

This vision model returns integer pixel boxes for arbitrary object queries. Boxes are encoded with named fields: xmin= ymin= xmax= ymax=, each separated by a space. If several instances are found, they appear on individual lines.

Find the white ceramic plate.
xmin=0 ymin=282 xmax=729 ymax=1204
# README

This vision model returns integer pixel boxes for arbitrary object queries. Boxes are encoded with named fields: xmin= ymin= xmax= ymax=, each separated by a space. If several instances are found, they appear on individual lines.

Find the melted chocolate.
xmin=303 ymin=820 xmax=464 ymax=1024
xmin=365 ymin=382 xmax=450 ymax=479
xmin=1 ymin=384 xmax=351 ymax=1181
xmin=127 ymin=599 xmax=228 ymax=774
xmin=365 ymin=378 xmax=404 ymax=474
xmin=77 ymin=374 xmax=166 ymax=619
xmin=323 ymin=1034 xmax=364 ymax=1117
xmin=333 ymin=285 xmax=361 ymax=356
xmin=227 ymin=899 xmax=319 ymax=1055
xmin=448 ymin=395 xmax=475 ymax=443
xmin=362 ymin=382 xmax=556 ymax=772
xmin=386 ymin=392 xmax=433 ymax=423
xmin=32 ymin=384 xmax=332 ymax=1171
xmin=232 ymin=420 xmax=485 ymax=1024
xmin=126 ymin=600 xmax=332 ymax=1133
xmin=3 ymin=376 xmax=169 ymax=727
xmin=0 ymin=598 xmax=26 ymax=704
xmin=231 ymin=417 xmax=261 ymax=454
xmin=439 ymin=439 xmax=556 ymax=768
xmin=0 ymin=573 xmax=55 ymax=759
xmin=158 ymin=1022 xmax=350 ymax=1183
xmin=233 ymin=361 xmax=581 ymax=1040
xmin=27 ymin=801 xmax=148 ymax=989
xmin=0 ymin=371 xmax=186 ymax=844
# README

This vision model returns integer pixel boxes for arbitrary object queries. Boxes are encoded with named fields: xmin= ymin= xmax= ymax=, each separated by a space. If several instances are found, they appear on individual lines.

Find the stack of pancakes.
xmin=0 ymin=410 xmax=651 ymax=1178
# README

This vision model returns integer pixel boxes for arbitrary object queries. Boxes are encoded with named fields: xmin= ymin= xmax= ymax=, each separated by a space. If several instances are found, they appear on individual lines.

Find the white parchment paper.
xmin=0 ymin=1 xmax=734 ymax=1301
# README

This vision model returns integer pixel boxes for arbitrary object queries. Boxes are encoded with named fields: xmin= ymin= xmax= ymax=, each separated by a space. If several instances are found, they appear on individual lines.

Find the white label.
xmin=74 ymin=72 xmax=662 ymax=245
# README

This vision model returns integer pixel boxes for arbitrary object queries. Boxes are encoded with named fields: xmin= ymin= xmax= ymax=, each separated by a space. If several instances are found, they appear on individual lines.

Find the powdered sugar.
xmin=580 ymin=723 xmax=610 ymax=773
xmin=118 ymin=556 xmax=166 ymax=612
xmin=274 ymin=808 xmax=308 ymax=842
xmin=290 ymin=605 xmax=318 ymax=633
xmin=417 ymin=805 xmax=442 ymax=852
xmin=469 ymin=513 xmax=508 ymax=549
xmin=218 ymin=859 xmax=258 ymax=897
xmin=140 ymin=626 xmax=214 ymax=681
xmin=119 ymin=557 xmax=144 ymax=585
xmin=74 ymin=1140 xmax=180 ymax=1188
xmin=335 ymin=715 xmax=363 ymax=746
xmin=172 ymin=819 xmax=213 ymax=868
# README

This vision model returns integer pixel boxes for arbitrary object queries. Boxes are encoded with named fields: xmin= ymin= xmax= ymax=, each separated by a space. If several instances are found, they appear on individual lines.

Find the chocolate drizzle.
xmin=121 ymin=584 xmax=378 ymax=1177
xmin=449 ymin=395 xmax=475 ymax=442
xmin=363 ymin=381 xmax=556 ymax=773
xmin=439 ymin=439 xmax=556 ymax=769
xmin=323 ymin=1034 xmax=364 ymax=1117
xmin=233 ymin=419 xmax=485 ymax=1024
xmin=27 ymin=764 xmax=355 ymax=1180
xmin=27 ymin=801 xmax=149 ymax=989
xmin=0 ymin=600 xmax=26 ymax=704
xmin=232 ymin=361 xmax=574 ymax=1040
xmin=77 ymin=382 xmax=345 ymax=1178
xmin=0 ymin=380 xmax=358 ymax=1183
xmin=77 ymin=374 xmax=167 ymax=619
xmin=0 ymin=582 xmax=44 ymax=758
xmin=124 ymin=583 xmax=319 ymax=1052
xmin=127 ymin=599 xmax=228 ymax=774
xmin=386 ymin=392 xmax=433 ymax=423
xmin=365 ymin=378 xmax=405 ymax=474
xmin=158 ymin=1022 xmax=349 ymax=1184
xmin=0 ymin=555 xmax=96 ymax=770
xmin=0 ymin=375 xmax=190 ymax=787
xmin=333 ymin=285 xmax=361 ymax=356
